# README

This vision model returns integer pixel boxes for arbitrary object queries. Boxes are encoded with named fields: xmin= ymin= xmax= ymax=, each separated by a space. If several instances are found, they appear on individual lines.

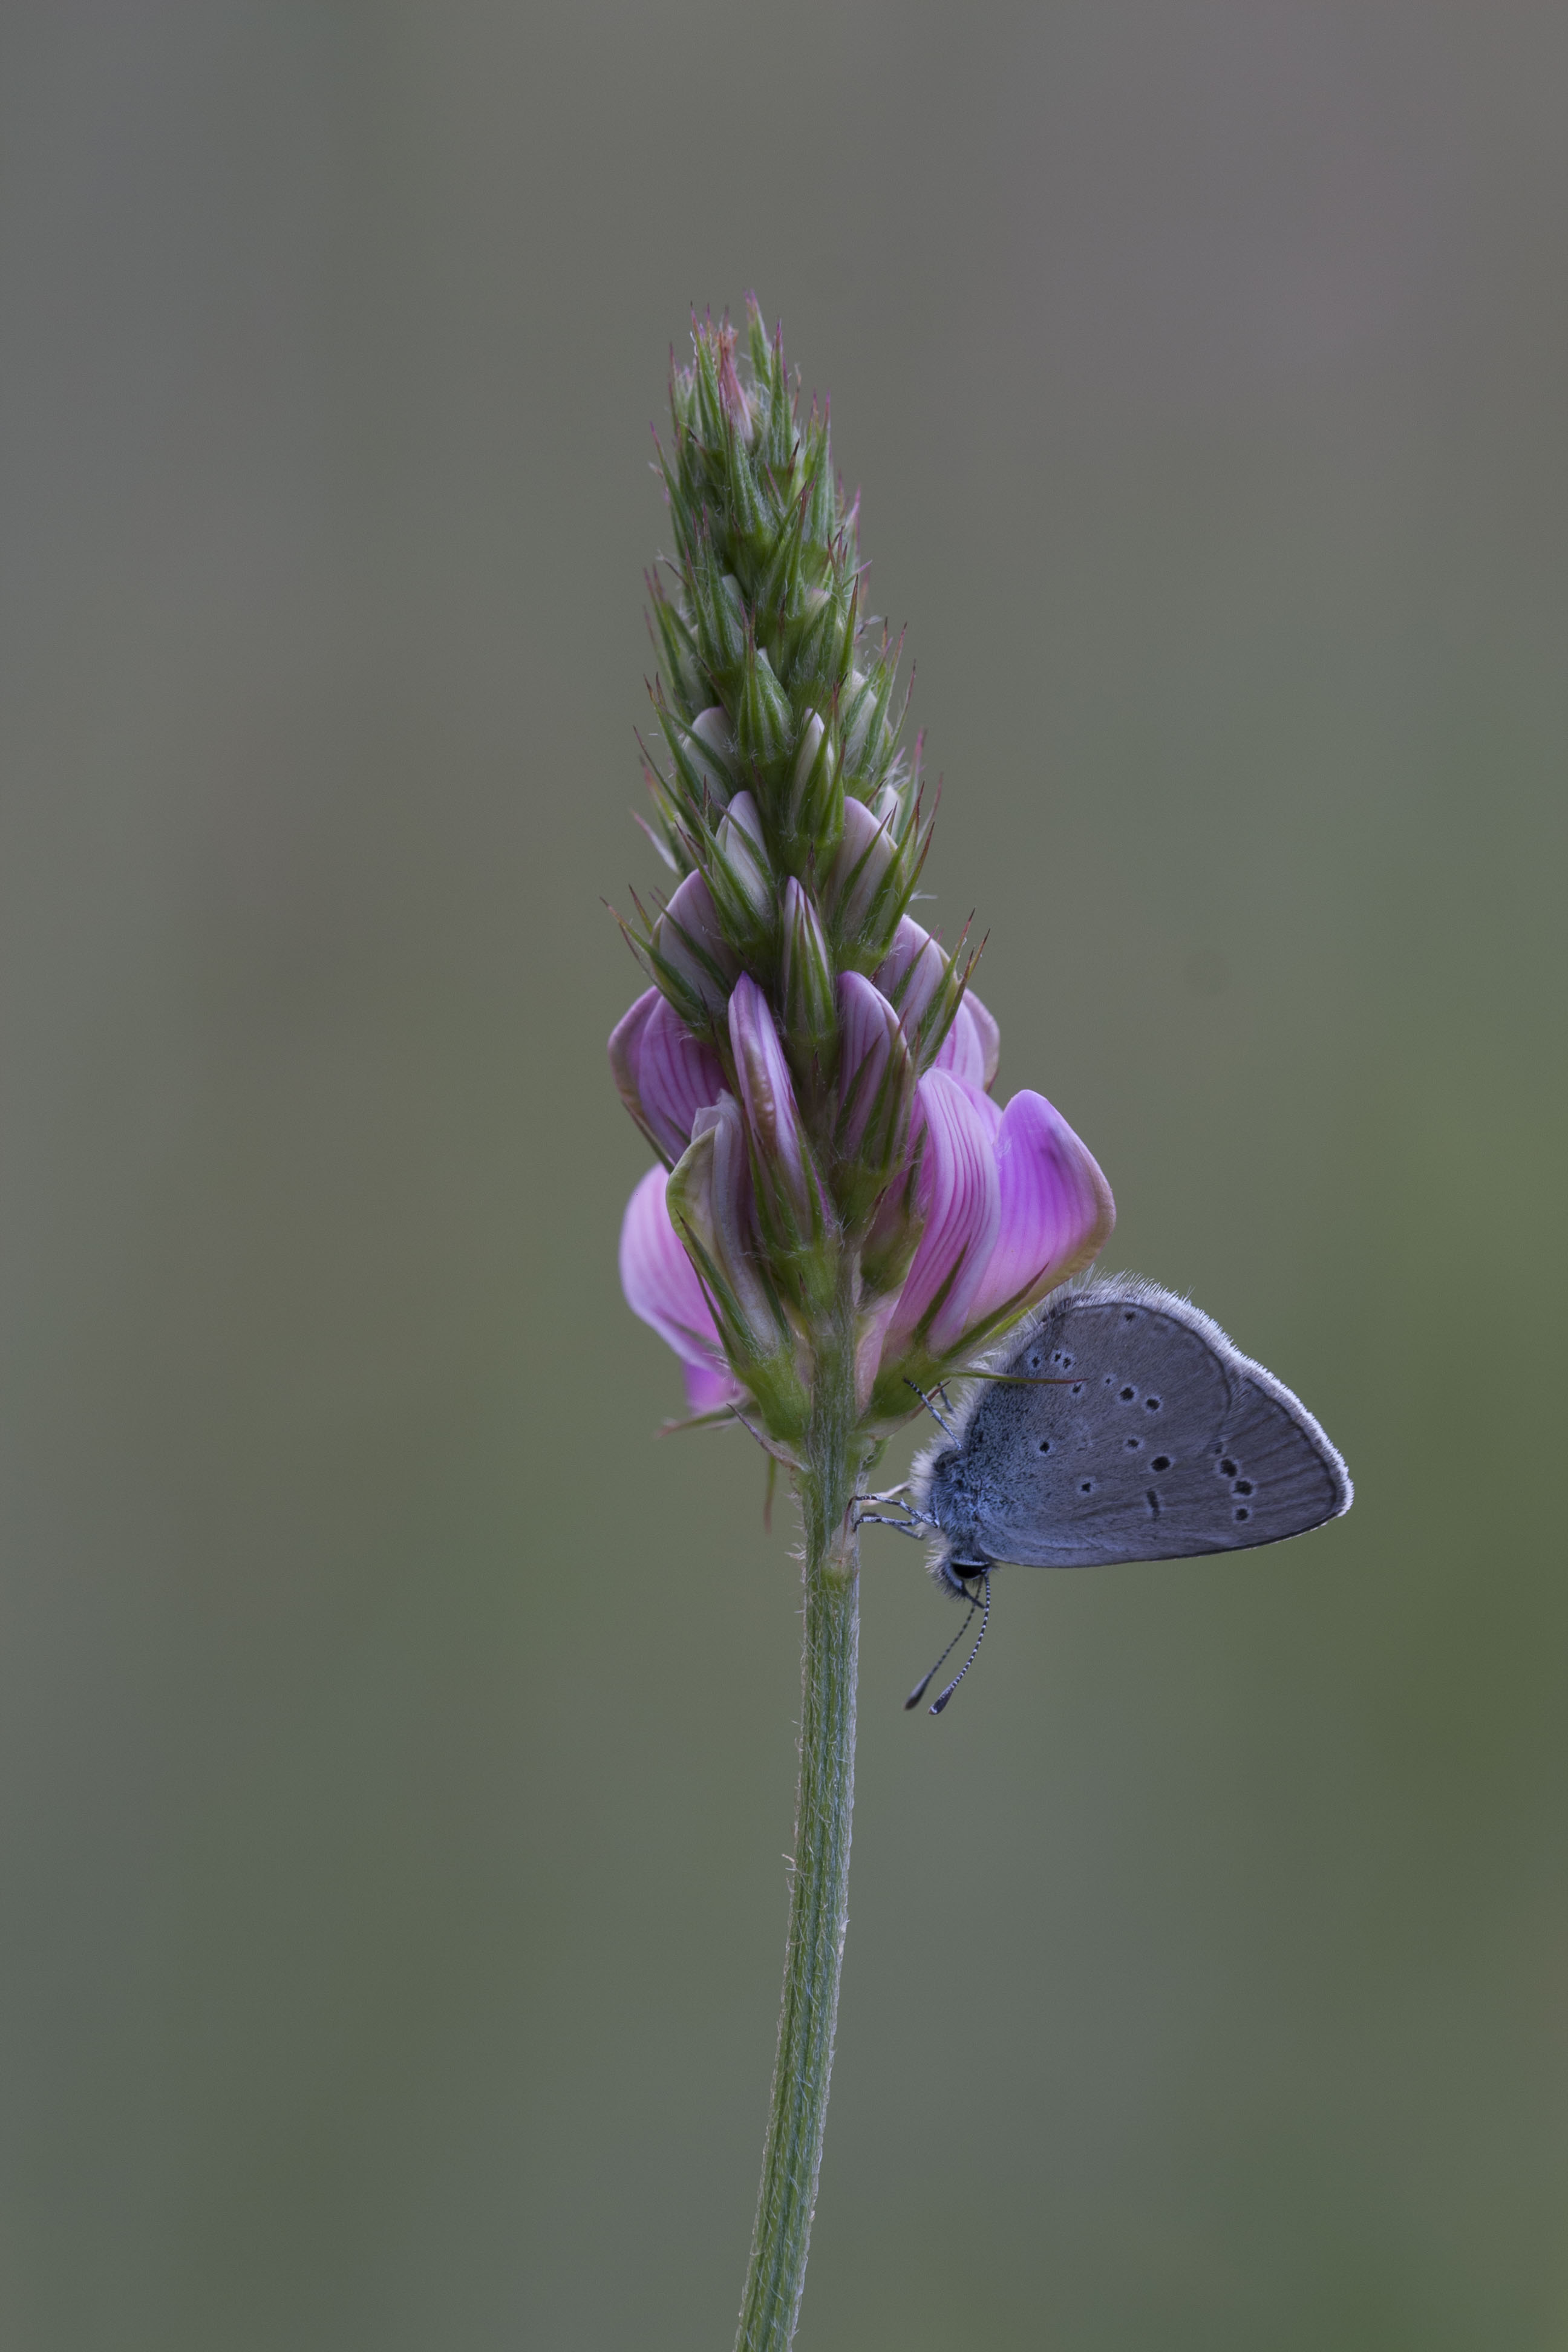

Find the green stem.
xmin=734 ymin=1285 xmax=863 ymax=2352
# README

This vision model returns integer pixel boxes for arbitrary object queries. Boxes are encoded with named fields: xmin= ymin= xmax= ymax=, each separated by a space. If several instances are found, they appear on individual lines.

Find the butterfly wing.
xmin=956 ymin=1277 xmax=1351 ymax=1569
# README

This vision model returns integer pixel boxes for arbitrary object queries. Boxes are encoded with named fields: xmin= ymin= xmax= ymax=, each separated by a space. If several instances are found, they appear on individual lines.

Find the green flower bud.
xmin=780 ymin=879 xmax=838 ymax=1082
xmin=708 ymin=789 xmax=775 ymax=953
xmin=723 ymin=419 xmax=768 ymax=554
xmin=690 ymin=554 xmax=747 ymax=696
xmin=782 ymin=584 xmax=852 ymax=693
xmin=647 ymin=570 xmax=705 ymax=718
xmin=788 ymin=710 xmax=844 ymax=854
xmin=667 ymin=1100 xmax=808 ymax=1447
xmin=736 ymin=638 xmax=793 ymax=776
xmin=858 ymin=1149 xmax=925 ymax=1304
xmin=840 ymin=661 xmax=900 ymax=794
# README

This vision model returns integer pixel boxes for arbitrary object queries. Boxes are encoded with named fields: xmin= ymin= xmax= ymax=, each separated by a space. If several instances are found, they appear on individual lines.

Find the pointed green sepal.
xmin=736 ymin=638 xmax=794 ymax=776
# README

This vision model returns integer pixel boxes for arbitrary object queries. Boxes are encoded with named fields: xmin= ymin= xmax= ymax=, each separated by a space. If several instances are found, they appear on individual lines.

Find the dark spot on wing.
xmin=1144 ymin=1396 xmax=1161 ymax=1411
xmin=1145 ymin=1489 xmax=1160 ymax=1516
xmin=1220 ymin=1457 xmax=1237 ymax=1477
xmin=1151 ymin=1455 xmax=1171 ymax=1472
xmin=1234 ymin=1506 xmax=1250 ymax=1522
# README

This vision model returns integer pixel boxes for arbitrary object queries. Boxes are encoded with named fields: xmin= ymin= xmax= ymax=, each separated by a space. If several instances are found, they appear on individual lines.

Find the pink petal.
xmin=682 ymin=1357 xmax=740 ymax=1414
xmin=874 ymin=916 xmax=947 ymax=1037
xmin=835 ymin=972 xmax=911 ymax=1160
xmin=965 ymin=990 xmax=1001 ymax=1090
xmin=826 ymin=795 xmax=898 ymax=932
xmin=655 ymin=870 xmax=740 ymax=1016
xmin=618 ymin=1163 xmax=733 ymax=1391
xmin=884 ymin=1070 xmax=1001 ymax=1356
xmin=963 ymin=1090 xmax=1117 ymax=1328
xmin=728 ymin=973 xmax=813 ymax=1223
xmin=608 ymin=988 xmax=660 ymax=1135
xmin=637 ymin=994 xmax=727 ymax=1162
xmin=854 ymin=1286 xmax=904 ymax=1415
xmin=934 ymin=1000 xmax=987 ymax=1091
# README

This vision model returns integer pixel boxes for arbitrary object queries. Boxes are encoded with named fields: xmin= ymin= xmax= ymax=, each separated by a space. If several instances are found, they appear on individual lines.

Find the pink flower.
xmin=880 ymin=1067 xmax=1114 ymax=1366
xmin=618 ymin=1163 xmax=741 ymax=1413
xmin=884 ymin=1070 xmax=1001 ymax=1354
xmin=615 ymin=932 xmax=1113 ymax=1422
xmin=961 ymin=1086 xmax=1116 ymax=1325
xmin=608 ymin=987 xmax=728 ymax=1165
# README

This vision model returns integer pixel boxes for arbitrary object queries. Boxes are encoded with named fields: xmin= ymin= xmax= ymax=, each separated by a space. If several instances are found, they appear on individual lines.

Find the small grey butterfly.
xmin=863 ymin=1276 xmax=1352 ymax=1713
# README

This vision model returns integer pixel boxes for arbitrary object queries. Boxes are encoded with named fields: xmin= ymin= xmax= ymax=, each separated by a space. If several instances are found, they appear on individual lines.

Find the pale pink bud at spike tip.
xmin=884 ymin=1070 xmax=1001 ymax=1356
xmin=655 ymin=869 xmax=741 ymax=1018
xmin=619 ymin=1163 xmax=740 ymax=1411
xmin=728 ymin=974 xmax=817 ymax=1227
xmin=716 ymin=322 xmax=753 ymax=439
xmin=792 ymin=711 xmax=826 ymax=799
xmin=789 ymin=711 xmax=836 ymax=832
xmin=962 ymin=1091 xmax=1116 ymax=1328
xmin=687 ymin=706 xmax=737 ymax=796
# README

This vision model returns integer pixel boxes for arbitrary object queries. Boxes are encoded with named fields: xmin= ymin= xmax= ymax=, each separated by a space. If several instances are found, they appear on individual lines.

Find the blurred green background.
xmin=2 ymin=5 xmax=1564 ymax=2347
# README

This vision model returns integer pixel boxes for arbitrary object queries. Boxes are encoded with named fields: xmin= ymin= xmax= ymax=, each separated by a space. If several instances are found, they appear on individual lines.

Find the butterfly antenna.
xmin=903 ymin=1592 xmax=978 ymax=1710
xmin=929 ymin=1573 xmax=991 ymax=1716
xmin=904 ymin=1379 xmax=959 ymax=1440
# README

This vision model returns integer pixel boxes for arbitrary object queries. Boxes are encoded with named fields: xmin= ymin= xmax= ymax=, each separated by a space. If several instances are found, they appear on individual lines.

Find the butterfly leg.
xmin=852 ymin=1485 xmax=929 ymax=1539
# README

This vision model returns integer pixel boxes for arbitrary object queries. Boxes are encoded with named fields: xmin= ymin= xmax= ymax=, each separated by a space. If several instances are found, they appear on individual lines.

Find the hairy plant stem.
xmin=734 ymin=1269 xmax=864 ymax=2352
